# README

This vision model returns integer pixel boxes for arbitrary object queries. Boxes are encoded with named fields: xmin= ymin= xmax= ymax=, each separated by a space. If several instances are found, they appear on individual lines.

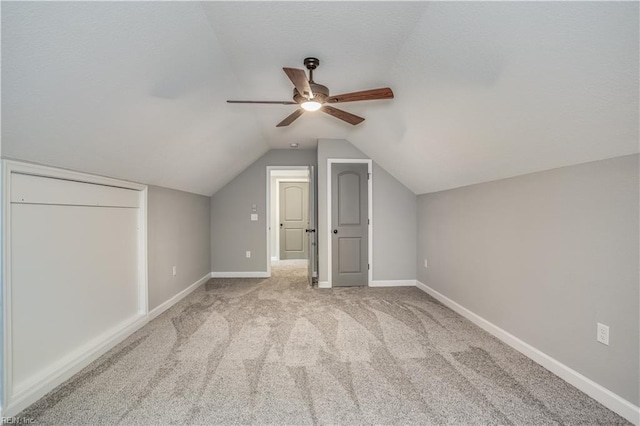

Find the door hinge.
xmin=368 ymin=263 xmax=370 ymax=270
xmin=368 ymin=218 xmax=370 ymax=225
xmin=368 ymin=173 xmax=371 ymax=180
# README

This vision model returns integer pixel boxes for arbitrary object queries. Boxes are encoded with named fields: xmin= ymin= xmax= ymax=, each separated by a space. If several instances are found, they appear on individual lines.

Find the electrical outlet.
xmin=424 ymin=259 xmax=428 ymax=268
xmin=597 ymin=323 xmax=609 ymax=346
xmin=172 ymin=266 xmax=177 ymax=276
xmin=251 ymin=214 xmax=258 ymax=221
xmin=246 ymin=251 xmax=251 ymax=258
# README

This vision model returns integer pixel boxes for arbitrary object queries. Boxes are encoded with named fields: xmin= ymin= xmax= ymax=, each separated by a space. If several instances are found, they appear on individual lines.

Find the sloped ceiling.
xmin=2 ymin=2 xmax=638 ymax=195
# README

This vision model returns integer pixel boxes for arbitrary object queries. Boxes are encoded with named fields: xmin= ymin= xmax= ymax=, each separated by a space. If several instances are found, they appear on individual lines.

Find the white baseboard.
xmin=210 ymin=271 xmax=270 ymax=278
xmin=4 ymin=314 xmax=148 ymax=417
xmin=318 ymin=281 xmax=330 ymax=289
xmin=4 ymin=273 xmax=213 ymax=417
xmin=370 ymin=279 xmax=416 ymax=287
xmin=148 ymin=273 xmax=211 ymax=321
xmin=415 ymin=281 xmax=640 ymax=425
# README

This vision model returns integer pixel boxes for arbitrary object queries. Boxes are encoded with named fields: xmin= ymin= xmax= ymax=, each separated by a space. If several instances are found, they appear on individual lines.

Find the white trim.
xmin=274 ymin=177 xmax=309 ymax=261
xmin=415 ymin=280 xmax=640 ymax=425
xmin=148 ymin=273 xmax=211 ymax=321
xmin=266 ymin=166 xmax=311 ymax=278
xmin=1 ymin=159 xmax=146 ymax=191
xmin=211 ymin=271 xmax=270 ymax=278
xmin=318 ymin=281 xmax=330 ymax=289
xmin=138 ymin=187 xmax=149 ymax=316
xmin=327 ymin=159 xmax=373 ymax=288
xmin=4 ymin=314 xmax=148 ymax=417
xmin=271 ymin=256 xmax=278 ymax=261
xmin=370 ymin=279 xmax=417 ymax=287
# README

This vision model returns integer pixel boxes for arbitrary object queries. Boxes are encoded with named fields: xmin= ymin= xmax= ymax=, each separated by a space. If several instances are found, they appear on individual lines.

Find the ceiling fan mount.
xmin=227 ymin=57 xmax=394 ymax=127
xmin=303 ymin=57 xmax=320 ymax=71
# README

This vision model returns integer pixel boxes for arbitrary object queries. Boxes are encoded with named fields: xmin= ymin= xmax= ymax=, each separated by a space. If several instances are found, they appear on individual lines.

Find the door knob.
xmin=333 ymin=229 xmax=338 ymax=234
xmin=280 ymin=223 xmax=283 ymax=227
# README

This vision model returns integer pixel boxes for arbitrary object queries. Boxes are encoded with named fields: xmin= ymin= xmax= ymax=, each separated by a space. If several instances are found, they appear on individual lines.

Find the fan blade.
xmin=227 ymin=100 xmax=297 ymax=105
xmin=283 ymin=68 xmax=313 ymax=98
xmin=326 ymin=87 xmax=394 ymax=103
xmin=276 ymin=109 xmax=305 ymax=127
xmin=320 ymin=106 xmax=365 ymax=125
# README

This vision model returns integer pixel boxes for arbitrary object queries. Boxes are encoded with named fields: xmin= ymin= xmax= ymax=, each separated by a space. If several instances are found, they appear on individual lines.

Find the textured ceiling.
xmin=2 ymin=2 xmax=638 ymax=195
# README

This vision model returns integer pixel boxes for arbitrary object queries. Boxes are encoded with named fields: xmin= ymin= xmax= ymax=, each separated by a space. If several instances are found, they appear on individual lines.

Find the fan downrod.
xmin=304 ymin=57 xmax=320 ymax=82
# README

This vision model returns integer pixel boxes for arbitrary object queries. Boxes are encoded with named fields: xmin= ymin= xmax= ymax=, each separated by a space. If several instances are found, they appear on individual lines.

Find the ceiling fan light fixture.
xmin=227 ymin=58 xmax=393 ymax=126
xmin=301 ymin=100 xmax=322 ymax=112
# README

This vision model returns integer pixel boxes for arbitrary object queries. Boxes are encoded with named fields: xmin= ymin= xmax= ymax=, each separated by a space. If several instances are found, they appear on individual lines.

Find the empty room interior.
xmin=1 ymin=1 xmax=639 ymax=425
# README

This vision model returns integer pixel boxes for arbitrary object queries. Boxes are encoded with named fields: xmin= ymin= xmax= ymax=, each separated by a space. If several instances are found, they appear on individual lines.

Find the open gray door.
xmin=307 ymin=165 xmax=316 ymax=285
xmin=331 ymin=163 xmax=368 ymax=287
xmin=279 ymin=181 xmax=309 ymax=260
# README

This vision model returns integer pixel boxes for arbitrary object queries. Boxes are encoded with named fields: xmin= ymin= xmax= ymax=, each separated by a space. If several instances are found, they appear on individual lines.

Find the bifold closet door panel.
xmin=11 ymin=173 xmax=140 ymax=207
xmin=11 ymin=202 xmax=140 ymax=392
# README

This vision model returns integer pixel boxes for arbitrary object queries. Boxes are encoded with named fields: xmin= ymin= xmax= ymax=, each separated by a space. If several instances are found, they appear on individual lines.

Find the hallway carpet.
xmin=20 ymin=261 xmax=629 ymax=425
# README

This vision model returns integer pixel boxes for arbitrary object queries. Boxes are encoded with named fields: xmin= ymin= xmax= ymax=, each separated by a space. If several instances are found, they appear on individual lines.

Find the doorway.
xmin=267 ymin=166 xmax=317 ymax=284
xmin=327 ymin=159 xmax=372 ymax=287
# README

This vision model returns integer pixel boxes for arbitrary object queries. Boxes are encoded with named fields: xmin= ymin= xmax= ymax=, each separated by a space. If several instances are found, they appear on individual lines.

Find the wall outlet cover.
xmin=172 ymin=266 xmax=177 ymax=276
xmin=597 ymin=323 xmax=609 ymax=346
xmin=246 ymin=251 xmax=251 ymax=258
xmin=424 ymin=259 xmax=428 ymax=268
xmin=251 ymin=214 xmax=258 ymax=221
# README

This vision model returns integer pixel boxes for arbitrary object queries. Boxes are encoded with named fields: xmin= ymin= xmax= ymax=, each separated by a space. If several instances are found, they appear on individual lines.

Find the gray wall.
xmin=318 ymin=139 xmax=416 ymax=283
xmin=417 ymin=154 xmax=639 ymax=405
xmin=148 ymin=185 xmax=211 ymax=310
xmin=211 ymin=149 xmax=317 ymax=273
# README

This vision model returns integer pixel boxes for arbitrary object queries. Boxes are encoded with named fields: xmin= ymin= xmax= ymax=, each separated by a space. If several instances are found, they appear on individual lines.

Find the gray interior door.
xmin=331 ymin=163 xmax=368 ymax=286
xmin=307 ymin=166 xmax=316 ymax=285
xmin=279 ymin=181 xmax=309 ymax=260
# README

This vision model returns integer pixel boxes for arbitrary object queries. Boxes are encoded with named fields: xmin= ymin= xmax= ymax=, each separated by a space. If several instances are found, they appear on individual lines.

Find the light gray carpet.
xmin=20 ymin=260 xmax=629 ymax=425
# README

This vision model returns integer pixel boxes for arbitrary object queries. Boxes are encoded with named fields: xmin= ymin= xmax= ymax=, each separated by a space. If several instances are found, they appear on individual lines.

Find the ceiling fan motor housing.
xmin=293 ymin=83 xmax=329 ymax=104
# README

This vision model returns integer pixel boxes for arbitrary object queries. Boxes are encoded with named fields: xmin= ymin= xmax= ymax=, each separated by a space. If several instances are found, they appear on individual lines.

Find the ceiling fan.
xmin=227 ymin=57 xmax=394 ymax=127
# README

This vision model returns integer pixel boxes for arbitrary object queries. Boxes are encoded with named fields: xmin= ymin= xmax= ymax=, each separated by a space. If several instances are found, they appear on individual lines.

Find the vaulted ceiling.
xmin=2 ymin=2 xmax=638 ymax=195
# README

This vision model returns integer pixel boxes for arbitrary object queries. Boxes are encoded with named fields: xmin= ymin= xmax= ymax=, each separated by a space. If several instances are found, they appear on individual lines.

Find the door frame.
xmin=265 ymin=166 xmax=310 ymax=276
xmin=327 ymin=159 xmax=373 ymax=288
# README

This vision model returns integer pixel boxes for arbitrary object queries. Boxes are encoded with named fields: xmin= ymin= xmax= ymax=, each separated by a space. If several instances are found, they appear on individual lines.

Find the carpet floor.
xmin=20 ymin=260 xmax=629 ymax=425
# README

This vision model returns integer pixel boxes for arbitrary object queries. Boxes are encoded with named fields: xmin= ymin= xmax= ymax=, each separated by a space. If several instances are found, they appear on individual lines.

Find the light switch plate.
xmin=251 ymin=214 xmax=258 ymax=221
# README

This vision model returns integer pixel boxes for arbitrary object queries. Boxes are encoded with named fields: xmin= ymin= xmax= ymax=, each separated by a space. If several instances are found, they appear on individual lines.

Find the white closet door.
xmin=9 ymin=173 xmax=143 ymax=395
